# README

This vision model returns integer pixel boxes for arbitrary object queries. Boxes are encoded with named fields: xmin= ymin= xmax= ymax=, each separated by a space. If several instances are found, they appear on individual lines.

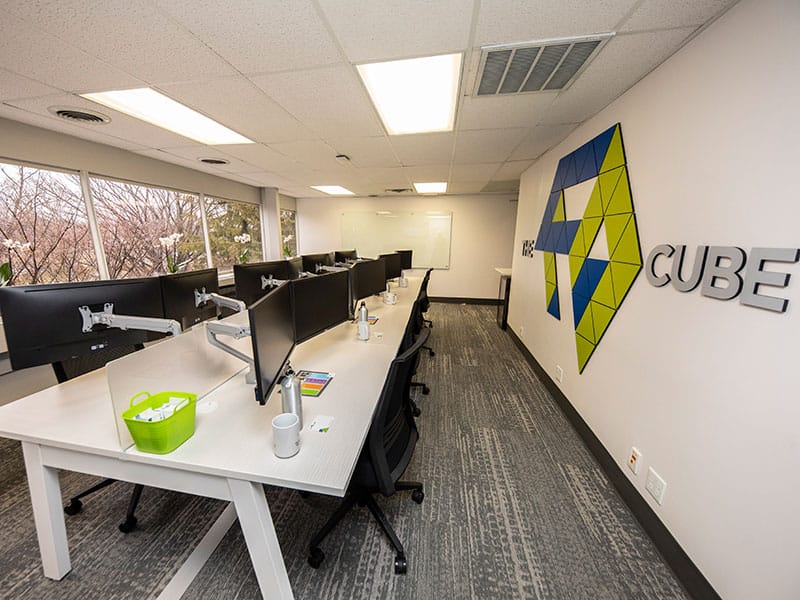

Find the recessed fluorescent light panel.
xmin=357 ymin=53 xmax=462 ymax=135
xmin=81 ymin=88 xmax=253 ymax=145
xmin=311 ymin=185 xmax=355 ymax=196
xmin=414 ymin=182 xmax=447 ymax=194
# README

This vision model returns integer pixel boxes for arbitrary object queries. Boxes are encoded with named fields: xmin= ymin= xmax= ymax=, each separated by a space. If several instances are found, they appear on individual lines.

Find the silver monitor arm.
xmin=79 ymin=303 xmax=182 ymax=337
xmin=318 ymin=264 xmax=348 ymax=273
xmin=261 ymin=274 xmax=287 ymax=290
xmin=194 ymin=288 xmax=247 ymax=313
xmin=205 ymin=320 xmax=255 ymax=385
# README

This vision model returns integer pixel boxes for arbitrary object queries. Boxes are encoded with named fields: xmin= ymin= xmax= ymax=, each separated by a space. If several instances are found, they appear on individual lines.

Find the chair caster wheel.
xmin=308 ymin=547 xmax=325 ymax=569
xmin=118 ymin=516 xmax=137 ymax=533
xmin=412 ymin=406 xmax=421 ymax=417
xmin=422 ymin=386 xmax=430 ymax=395
xmin=394 ymin=554 xmax=408 ymax=574
xmin=64 ymin=499 xmax=83 ymax=515
xmin=411 ymin=489 xmax=424 ymax=504
xmin=429 ymin=350 xmax=436 ymax=357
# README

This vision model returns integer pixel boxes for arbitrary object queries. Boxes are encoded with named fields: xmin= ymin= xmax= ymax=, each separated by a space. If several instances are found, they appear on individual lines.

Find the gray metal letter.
xmin=671 ymin=245 xmax=708 ymax=292
xmin=700 ymin=246 xmax=746 ymax=300
xmin=645 ymin=244 xmax=674 ymax=287
xmin=740 ymin=247 xmax=800 ymax=313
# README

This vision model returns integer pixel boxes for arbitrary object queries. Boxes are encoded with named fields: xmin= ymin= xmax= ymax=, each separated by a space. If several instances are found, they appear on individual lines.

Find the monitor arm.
xmin=318 ymin=264 xmax=348 ymax=273
xmin=79 ymin=303 xmax=182 ymax=337
xmin=261 ymin=274 xmax=287 ymax=290
xmin=194 ymin=288 xmax=247 ymax=313
xmin=205 ymin=320 xmax=256 ymax=385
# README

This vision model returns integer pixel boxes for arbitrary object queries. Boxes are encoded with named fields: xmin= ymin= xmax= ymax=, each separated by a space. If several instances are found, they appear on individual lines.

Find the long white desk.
xmin=0 ymin=276 xmax=423 ymax=599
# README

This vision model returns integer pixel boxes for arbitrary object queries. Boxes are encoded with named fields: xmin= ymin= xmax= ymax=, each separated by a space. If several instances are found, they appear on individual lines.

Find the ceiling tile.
xmin=457 ymin=93 xmax=557 ymax=130
xmin=493 ymin=160 xmax=535 ymax=180
xmin=268 ymin=140 xmax=343 ymax=171
xmin=323 ymin=137 xmax=400 ymax=168
xmin=153 ymin=0 xmax=342 ymax=74
xmin=474 ymin=0 xmax=639 ymax=47
xmin=158 ymin=146 xmax=258 ymax=174
xmin=449 ymin=163 xmax=502 ymax=181
xmin=509 ymin=124 xmax=579 ymax=160
xmin=233 ymin=172 xmax=303 ymax=189
xmin=217 ymin=144 xmax=301 ymax=173
xmin=0 ymin=13 xmax=144 ymax=92
xmin=620 ymin=0 xmax=737 ymax=32
xmin=0 ymin=69 xmax=63 ymax=101
xmin=316 ymin=0 xmax=474 ymax=62
xmin=358 ymin=166 xmax=412 ymax=187
xmin=453 ymin=128 xmax=529 ymax=164
xmin=5 ymin=1 xmax=238 ymax=84
xmin=540 ymin=28 xmax=696 ymax=124
xmin=132 ymin=149 xmax=223 ymax=174
xmin=252 ymin=66 xmax=383 ymax=139
xmin=390 ymin=132 xmax=455 ymax=165
xmin=402 ymin=165 xmax=451 ymax=182
xmin=159 ymin=77 xmax=316 ymax=144
xmin=448 ymin=181 xmax=490 ymax=194
xmin=5 ymin=94 xmax=199 ymax=148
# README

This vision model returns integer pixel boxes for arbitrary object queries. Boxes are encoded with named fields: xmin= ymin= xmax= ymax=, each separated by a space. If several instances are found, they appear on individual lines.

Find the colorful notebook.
xmin=297 ymin=370 xmax=334 ymax=397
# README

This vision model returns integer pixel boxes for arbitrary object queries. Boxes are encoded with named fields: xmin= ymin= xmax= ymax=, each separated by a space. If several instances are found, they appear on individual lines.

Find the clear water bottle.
xmin=280 ymin=365 xmax=302 ymax=428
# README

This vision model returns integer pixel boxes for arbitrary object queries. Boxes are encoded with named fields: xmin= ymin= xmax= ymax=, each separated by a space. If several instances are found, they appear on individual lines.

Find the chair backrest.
xmin=419 ymin=268 xmax=433 ymax=312
xmin=52 ymin=344 xmax=143 ymax=383
xmin=364 ymin=327 xmax=430 ymax=496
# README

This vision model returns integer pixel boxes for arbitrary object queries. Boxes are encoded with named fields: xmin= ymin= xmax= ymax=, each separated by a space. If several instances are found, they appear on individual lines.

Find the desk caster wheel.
xmin=411 ymin=489 xmax=424 ymax=504
xmin=118 ymin=516 xmax=137 ymax=533
xmin=64 ymin=499 xmax=83 ymax=515
xmin=394 ymin=554 xmax=407 ymax=574
xmin=308 ymin=547 xmax=325 ymax=569
xmin=422 ymin=386 xmax=430 ymax=395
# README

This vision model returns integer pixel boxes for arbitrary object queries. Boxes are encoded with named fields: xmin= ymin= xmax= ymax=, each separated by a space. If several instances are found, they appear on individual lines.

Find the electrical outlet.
xmin=628 ymin=447 xmax=642 ymax=475
xmin=520 ymin=325 xmax=525 ymax=336
xmin=646 ymin=467 xmax=667 ymax=505
xmin=555 ymin=365 xmax=564 ymax=383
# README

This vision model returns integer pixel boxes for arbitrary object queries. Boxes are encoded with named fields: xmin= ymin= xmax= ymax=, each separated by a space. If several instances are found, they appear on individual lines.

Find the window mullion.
xmin=79 ymin=171 xmax=110 ymax=279
xmin=198 ymin=192 xmax=213 ymax=268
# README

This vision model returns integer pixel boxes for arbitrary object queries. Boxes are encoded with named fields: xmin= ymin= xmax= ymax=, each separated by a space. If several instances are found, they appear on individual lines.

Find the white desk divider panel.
xmin=105 ymin=311 xmax=254 ymax=449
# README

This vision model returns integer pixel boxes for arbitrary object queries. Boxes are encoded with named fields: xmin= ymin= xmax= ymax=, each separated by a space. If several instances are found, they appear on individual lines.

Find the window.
xmin=280 ymin=209 xmax=298 ymax=258
xmin=0 ymin=162 xmax=97 ymax=284
xmin=205 ymin=196 xmax=263 ymax=271
xmin=90 ymin=178 xmax=206 ymax=279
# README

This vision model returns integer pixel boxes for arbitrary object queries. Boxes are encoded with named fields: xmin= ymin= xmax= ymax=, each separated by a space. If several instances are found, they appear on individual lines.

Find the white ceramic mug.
xmin=272 ymin=412 xmax=300 ymax=458
xmin=384 ymin=292 xmax=397 ymax=305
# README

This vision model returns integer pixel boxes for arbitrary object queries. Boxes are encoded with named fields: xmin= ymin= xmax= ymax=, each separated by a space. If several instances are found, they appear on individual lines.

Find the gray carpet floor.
xmin=0 ymin=303 xmax=689 ymax=599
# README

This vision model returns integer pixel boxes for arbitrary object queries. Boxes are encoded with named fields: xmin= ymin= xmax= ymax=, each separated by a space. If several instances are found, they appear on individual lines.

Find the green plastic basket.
xmin=122 ymin=391 xmax=197 ymax=454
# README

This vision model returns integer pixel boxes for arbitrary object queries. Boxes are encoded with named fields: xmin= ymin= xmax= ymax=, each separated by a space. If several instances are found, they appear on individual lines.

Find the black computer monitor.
xmin=0 ymin=278 xmax=165 ymax=370
xmin=350 ymin=258 xmax=387 ymax=305
xmin=160 ymin=268 xmax=219 ymax=331
xmin=335 ymin=249 xmax=358 ymax=262
xmin=234 ymin=260 xmax=290 ymax=306
xmin=287 ymin=256 xmax=304 ymax=279
xmin=290 ymin=270 xmax=350 ymax=343
xmin=301 ymin=252 xmax=334 ymax=273
xmin=379 ymin=253 xmax=402 ymax=280
xmin=396 ymin=250 xmax=413 ymax=270
xmin=248 ymin=282 xmax=295 ymax=406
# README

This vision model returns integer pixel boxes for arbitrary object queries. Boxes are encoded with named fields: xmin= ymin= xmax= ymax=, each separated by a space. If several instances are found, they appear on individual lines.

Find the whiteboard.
xmin=341 ymin=211 xmax=452 ymax=269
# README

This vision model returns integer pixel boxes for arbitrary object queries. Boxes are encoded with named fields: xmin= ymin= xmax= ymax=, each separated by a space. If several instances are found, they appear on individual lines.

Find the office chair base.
xmin=394 ymin=554 xmax=408 ymax=574
xmin=118 ymin=483 xmax=144 ymax=533
xmin=64 ymin=477 xmax=118 ymax=515
xmin=410 ymin=382 xmax=430 ymax=396
xmin=64 ymin=499 xmax=83 ymax=516
xmin=308 ymin=547 xmax=325 ymax=569
xmin=118 ymin=516 xmax=137 ymax=533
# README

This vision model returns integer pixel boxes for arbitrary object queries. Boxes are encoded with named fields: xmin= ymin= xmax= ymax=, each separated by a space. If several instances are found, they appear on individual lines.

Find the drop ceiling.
xmin=0 ymin=0 xmax=738 ymax=198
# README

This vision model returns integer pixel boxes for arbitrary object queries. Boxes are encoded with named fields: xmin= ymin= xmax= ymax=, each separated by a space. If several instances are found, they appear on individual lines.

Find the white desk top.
xmin=494 ymin=267 xmax=512 ymax=277
xmin=0 ymin=277 xmax=423 ymax=497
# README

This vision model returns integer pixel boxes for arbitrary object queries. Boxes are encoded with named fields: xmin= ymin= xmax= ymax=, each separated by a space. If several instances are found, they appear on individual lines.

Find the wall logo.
xmin=534 ymin=123 xmax=642 ymax=372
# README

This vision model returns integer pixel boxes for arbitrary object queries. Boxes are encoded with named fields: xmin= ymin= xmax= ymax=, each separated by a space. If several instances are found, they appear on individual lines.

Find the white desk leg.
xmin=228 ymin=479 xmax=294 ymax=600
xmin=21 ymin=442 xmax=71 ymax=579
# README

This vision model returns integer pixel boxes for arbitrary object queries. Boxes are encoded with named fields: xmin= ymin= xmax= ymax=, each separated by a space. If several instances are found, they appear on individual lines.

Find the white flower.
xmin=3 ymin=239 xmax=16 ymax=249
xmin=3 ymin=239 xmax=30 ymax=251
xmin=234 ymin=233 xmax=251 ymax=244
xmin=283 ymin=234 xmax=294 ymax=243
xmin=159 ymin=232 xmax=183 ymax=249
xmin=18 ymin=242 xmax=30 ymax=251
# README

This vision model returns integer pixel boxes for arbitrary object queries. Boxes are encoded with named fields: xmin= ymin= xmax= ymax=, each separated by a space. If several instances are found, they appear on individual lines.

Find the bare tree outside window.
xmin=280 ymin=209 xmax=298 ymax=257
xmin=205 ymin=196 xmax=263 ymax=272
xmin=90 ymin=178 xmax=206 ymax=278
xmin=0 ymin=162 xmax=97 ymax=284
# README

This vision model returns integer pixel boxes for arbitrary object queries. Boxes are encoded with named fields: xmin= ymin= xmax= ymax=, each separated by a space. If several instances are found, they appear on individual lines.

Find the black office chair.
xmin=419 ymin=268 xmax=434 ymax=330
xmin=308 ymin=327 xmax=430 ymax=575
xmin=55 ymin=346 xmax=146 ymax=533
xmin=407 ymin=301 xmax=430 ymax=401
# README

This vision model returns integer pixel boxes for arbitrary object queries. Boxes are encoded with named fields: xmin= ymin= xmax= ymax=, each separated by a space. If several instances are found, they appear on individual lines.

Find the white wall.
xmin=297 ymin=194 xmax=518 ymax=299
xmin=510 ymin=1 xmax=800 ymax=598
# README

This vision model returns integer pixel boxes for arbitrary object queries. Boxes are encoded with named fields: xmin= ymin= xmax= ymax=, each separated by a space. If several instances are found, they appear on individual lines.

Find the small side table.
xmin=494 ymin=267 xmax=511 ymax=330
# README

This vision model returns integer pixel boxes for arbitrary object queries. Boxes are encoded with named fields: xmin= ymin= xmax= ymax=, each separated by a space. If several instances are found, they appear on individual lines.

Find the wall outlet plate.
xmin=555 ymin=365 xmax=564 ymax=383
xmin=646 ymin=467 xmax=667 ymax=505
xmin=628 ymin=447 xmax=642 ymax=475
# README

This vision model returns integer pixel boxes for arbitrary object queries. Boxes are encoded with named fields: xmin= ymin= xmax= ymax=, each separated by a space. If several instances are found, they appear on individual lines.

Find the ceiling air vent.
xmin=385 ymin=187 xmax=413 ymax=194
xmin=475 ymin=33 xmax=613 ymax=96
xmin=48 ymin=106 xmax=110 ymax=124
xmin=199 ymin=157 xmax=230 ymax=165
